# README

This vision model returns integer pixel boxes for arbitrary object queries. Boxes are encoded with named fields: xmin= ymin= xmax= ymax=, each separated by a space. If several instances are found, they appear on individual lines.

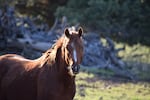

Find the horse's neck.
xmin=37 ymin=36 xmax=74 ymax=77
xmin=37 ymin=43 xmax=75 ymax=89
xmin=36 ymin=37 xmax=63 ymax=67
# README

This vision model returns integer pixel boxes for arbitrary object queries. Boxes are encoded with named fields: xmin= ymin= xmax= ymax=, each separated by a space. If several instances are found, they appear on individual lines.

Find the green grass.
xmin=116 ymin=43 xmax=150 ymax=64
xmin=115 ymin=43 xmax=150 ymax=80
xmin=101 ymin=38 xmax=150 ymax=80
xmin=75 ymin=41 xmax=150 ymax=100
xmin=101 ymin=38 xmax=150 ymax=64
xmin=74 ymin=71 xmax=150 ymax=100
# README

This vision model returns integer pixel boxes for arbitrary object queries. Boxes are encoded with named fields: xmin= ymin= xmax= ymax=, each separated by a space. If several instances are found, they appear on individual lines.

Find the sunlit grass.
xmin=115 ymin=43 xmax=150 ymax=64
xmin=74 ymin=71 xmax=150 ymax=100
xmin=101 ymin=38 xmax=150 ymax=64
xmin=115 ymin=42 xmax=150 ymax=80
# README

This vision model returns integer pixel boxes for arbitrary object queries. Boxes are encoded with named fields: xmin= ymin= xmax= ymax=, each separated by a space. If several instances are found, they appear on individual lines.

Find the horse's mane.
xmin=40 ymin=35 xmax=65 ymax=67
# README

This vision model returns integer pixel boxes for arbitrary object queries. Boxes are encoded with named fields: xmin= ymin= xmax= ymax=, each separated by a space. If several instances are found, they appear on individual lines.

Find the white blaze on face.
xmin=71 ymin=42 xmax=77 ymax=63
xmin=73 ymin=49 xmax=77 ymax=63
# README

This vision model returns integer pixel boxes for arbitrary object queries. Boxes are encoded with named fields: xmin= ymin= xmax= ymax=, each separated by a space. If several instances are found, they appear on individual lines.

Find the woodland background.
xmin=0 ymin=0 xmax=150 ymax=45
xmin=0 ymin=0 xmax=150 ymax=99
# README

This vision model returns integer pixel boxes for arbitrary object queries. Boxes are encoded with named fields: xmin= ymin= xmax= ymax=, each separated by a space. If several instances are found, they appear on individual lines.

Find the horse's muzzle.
xmin=67 ymin=64 xmax=80 ymax=76
xmin=72 ymin=64 xmax=80 ymax=74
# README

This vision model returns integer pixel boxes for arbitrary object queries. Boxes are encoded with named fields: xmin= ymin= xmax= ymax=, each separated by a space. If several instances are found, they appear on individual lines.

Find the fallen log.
xmin=17 ymin=38 xmax=51 ymax=52
xmin=6 ymin=37 xmax=51 ymax=52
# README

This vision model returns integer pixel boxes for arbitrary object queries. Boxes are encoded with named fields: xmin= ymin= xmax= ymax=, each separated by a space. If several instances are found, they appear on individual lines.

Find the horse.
xmin=0 ymin=26 xmax=84 ymax=100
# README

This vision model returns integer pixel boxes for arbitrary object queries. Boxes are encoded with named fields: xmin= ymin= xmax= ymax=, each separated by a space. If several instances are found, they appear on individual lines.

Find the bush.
xmin=55 ymin=0 xmax=150 ymax=45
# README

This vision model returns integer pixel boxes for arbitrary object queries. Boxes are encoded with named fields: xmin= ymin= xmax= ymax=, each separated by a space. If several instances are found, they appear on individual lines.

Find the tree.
xmin=55 ymin=0 xmax=150 ymax=45
xmin=0 ymin=0 xmax=68 ymax=26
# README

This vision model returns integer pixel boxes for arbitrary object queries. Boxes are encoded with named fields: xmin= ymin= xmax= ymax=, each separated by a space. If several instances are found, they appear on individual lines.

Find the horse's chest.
xmin=49 ymin=84 xmax=76 ymax=100
xmin=37 ymin=74 xmax=76 ymax=100
xmin=59 ymin=79 xmax=76 ymax=100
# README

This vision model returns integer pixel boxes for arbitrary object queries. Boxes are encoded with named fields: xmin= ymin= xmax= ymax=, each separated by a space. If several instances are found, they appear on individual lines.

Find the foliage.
xmin=55 ymin=0 xmax=150 ymax=45
xmin=0 ymin=0 xmax=68 ymax=26
xmin=1 ymin=0 xmax=149 ymax=45
xmin=0 ymin=0 xmax=13 ymax=7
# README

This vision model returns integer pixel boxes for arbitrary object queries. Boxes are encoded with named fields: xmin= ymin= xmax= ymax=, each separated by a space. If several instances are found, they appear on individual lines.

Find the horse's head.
xmin=62 ymin=26 xmax=84 ymax=76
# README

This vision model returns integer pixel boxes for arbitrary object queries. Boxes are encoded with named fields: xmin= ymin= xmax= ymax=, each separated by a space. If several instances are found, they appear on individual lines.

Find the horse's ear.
xmin=64 ymin=28 xmax=70 ymax=38
xmin=78 ymin=27 xmax=83 ymax=37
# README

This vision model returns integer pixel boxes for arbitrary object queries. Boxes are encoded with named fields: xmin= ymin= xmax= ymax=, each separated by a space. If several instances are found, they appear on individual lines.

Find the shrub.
xmin=55 ymin=0 xmax=150 ymax=45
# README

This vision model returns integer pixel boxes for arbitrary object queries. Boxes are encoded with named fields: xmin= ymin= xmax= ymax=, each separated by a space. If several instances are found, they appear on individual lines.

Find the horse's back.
xmin=0 ymin=54 xmax=18 ymax=86
xmin=0 ymin=54 xmax=28 ymax=79
xmin=0 ymin=54 xmax=39 ymax=100
xmin=0 ymin=54 xmax=36 ymax=69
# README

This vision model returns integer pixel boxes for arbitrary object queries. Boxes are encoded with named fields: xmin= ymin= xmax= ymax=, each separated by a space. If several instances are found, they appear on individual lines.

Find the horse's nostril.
xmin=72 ymin=65 xmax=80 ymax=74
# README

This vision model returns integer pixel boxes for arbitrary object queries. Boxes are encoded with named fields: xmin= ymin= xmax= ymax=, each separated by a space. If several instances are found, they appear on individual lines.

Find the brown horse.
xmin=0 ymin=27 xmax=84 ymax=100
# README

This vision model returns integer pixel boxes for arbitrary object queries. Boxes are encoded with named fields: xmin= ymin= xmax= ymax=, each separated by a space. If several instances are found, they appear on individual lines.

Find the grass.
xmin=102 ymin=38 xmax=150 ymax=80
xmin=74 ymin=71 xmax=150 ymax=100
xmin=74 ymin=41 xmax=150 ymax=100
xmin=115 ymin=43 xmax=150 ymax=81
xmin=116 ymin=43 xmax=150 ymax=64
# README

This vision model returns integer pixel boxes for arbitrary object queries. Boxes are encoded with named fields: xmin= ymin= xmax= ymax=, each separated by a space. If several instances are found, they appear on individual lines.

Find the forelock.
xmin=68 ymin=26 xmax=76 ymax=34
